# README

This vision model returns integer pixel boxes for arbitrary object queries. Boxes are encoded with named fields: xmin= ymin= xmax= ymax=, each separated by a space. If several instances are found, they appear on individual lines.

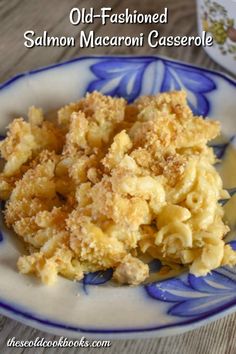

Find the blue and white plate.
xmin=0 ymin=56 xmax=236 ymax=339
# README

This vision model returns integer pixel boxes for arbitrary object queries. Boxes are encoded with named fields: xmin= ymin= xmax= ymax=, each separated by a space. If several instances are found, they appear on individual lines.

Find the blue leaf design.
xmin=169 ymin=295 xmax=233 ymax=317
xmin=145 ymin=267 xmax=236 ymax=318
xmin=82 ymin=268 xmax=113 ymax=294
xmin=189 ymin=272 xmax=236 ymax=293
xmin=161 ymin=61 xmax=216 ymax=116
xmin=87 ymin=58 xmax=154 ymax=102
xmin=161 ymin=66 xmax=182 ymax=92
xmin=168 ymin=65 xmax=216 ymax=92
xmin=87 ymin=58 xmax=215 ymax=117
xmin=146 ymin=277 xmax=198 ymax=302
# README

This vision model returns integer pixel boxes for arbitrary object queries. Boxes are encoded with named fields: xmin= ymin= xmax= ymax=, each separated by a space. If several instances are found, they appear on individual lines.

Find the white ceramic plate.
xmin=0 ymin=56 xmax=236 ymax=339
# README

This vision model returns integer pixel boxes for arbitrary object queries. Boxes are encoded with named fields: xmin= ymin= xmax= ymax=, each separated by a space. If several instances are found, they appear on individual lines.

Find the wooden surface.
xmin=0 ymin=0 xmax=236 ymax=353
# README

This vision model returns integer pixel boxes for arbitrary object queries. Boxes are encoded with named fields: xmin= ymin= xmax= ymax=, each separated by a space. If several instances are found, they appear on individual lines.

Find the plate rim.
xmin=0 ymin=54 xmax=236 ymax=91
xmin=1 ymin=296 xmax=236 ymax=339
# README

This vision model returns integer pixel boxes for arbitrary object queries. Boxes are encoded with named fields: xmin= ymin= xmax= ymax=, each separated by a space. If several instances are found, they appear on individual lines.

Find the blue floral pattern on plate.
xmin=87 ymin=58 xmax=153 ymax=103
xmin=82 ymin=269 xmax=113 ymax=294
xmin=145 ymin=242 xmax=236 ymax=318
xmin=87 ymin=58 xmax=216 ymax=116
xmin=146 ymin=268 xmax=236 ymax=317
xmin=160 ymin=61 xmax=216 ymax=116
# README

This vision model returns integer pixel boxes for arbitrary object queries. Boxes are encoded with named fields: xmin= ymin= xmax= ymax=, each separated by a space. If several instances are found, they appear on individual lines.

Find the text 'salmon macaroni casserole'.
xmin=23 ymin=7 xmax=214 ymax=48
